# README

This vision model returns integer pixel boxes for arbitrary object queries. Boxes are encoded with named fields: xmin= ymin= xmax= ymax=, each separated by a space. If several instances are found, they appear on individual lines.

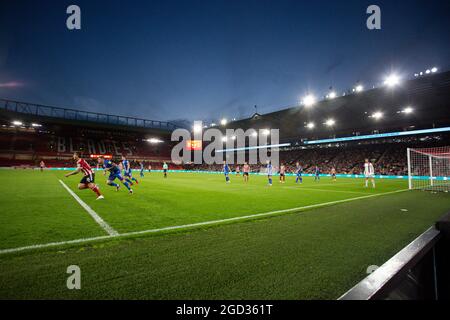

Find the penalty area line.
xmin=0 ymin=188 xmax=408 ymax=255
xmin=58 ymin=180 xmax=119 ymax=236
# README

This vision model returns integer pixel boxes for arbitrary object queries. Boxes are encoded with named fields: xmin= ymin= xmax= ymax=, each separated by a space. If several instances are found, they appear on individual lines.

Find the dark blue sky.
xmin=0 ymin=0 xmax=449 ymax=123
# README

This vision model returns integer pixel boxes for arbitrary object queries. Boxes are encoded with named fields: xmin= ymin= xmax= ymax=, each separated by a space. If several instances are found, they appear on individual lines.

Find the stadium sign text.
xmin=171 ymin=122 xmax=280 ymax=167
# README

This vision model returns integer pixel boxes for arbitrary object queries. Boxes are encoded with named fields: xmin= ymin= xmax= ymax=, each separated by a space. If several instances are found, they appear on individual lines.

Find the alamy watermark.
xmin=171 ymin=122 xmax=281 ymax=168
xmin=367 ymin=5 xmax=381 ymax=30
xmin=66 ymin=265 xmax=81 ymax=289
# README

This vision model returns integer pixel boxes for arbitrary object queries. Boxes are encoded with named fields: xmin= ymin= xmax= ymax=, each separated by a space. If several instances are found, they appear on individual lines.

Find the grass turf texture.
xmin=0 ymin=169 xmax=449 ymax=299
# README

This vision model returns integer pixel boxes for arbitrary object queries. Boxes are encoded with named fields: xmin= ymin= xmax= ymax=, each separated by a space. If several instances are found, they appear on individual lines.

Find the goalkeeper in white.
xmin=364 ymin=158 xmax=376 ymax=188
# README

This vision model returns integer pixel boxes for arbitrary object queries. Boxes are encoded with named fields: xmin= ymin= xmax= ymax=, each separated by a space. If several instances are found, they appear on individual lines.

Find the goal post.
xmin=407 ymin=147 xmax=450 ymax=192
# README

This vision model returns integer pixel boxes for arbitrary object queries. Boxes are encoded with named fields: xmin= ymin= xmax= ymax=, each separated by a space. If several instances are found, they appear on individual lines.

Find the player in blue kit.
xmin=295 ymin=162 xmax=303 ymax=184
xmin=139 ymin=161 xmax=145 ymax=178
xmin=314 ymin=166 xmax=320 ymax=182
xmin=223 ymin=161 xmax=230 ymax=183
xmin=267 ymin=160 xmax=273 ymax=186
xmin=98 ymin=157 xmax=133 ymax=194
xmin=121 ymin=156 xmax=139 ymax=185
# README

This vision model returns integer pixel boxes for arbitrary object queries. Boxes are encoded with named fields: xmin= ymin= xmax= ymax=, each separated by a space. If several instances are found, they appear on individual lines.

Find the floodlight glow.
xmin=384 ymin=74 xmax=400 ymax=87
xmin=251 ymin=131 xmax=258 ymax=137
xmin=261 ymin=129 xmax=270 ymax=136
xmin=303 ymin=94 xmax=316 ymax=107
xmin=306 ymin=122 xmax=315 ymax=129
xmin=220 ymin=118 xmax=227 ymax=126
xmin=328 ymin=91 xmax=337 ymax=99
xmin=147 ymin=138 xmax=163 ymax=144
xmin=222 ymin=136 xmax=228 ymax=142
xmin=231 ymin=135 xmax=236 ymax=140
xmin=325 ymin=119 xmax=335 ymax=127
xmin=31 ymin=123 xmax=42 ymax=127
xmin=431 ymin=67 xmax=438 ymax=73
xmin=193 ymin=124 xmax=202 ymax=133
xmin=354 ymin=85 xmax=364 ymax=93
xmin=425 ymin=69 xmax=431 ymax=74
xmin=12 ymin=121 xmax=23 ymax=126
xmin=403 ymin=107 xmax=413 ymax=114
xmin=210 ymin=123 xmax=216 ymax=127
xmin=371 ymin=111 xmax=383 ymax=120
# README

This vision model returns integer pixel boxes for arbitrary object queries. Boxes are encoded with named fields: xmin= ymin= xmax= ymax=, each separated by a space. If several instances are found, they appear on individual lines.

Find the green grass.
xmin=0 ymin=169 xmax=449 ymax=299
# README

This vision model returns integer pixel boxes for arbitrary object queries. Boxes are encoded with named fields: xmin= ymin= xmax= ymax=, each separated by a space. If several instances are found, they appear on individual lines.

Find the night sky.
xmin=0 ymin=0 xmax=449 ymax=123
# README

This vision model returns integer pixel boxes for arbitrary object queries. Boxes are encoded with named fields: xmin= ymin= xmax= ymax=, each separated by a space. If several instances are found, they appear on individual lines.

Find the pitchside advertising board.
xmin=90 ymin=154 xmax=112 ymax=159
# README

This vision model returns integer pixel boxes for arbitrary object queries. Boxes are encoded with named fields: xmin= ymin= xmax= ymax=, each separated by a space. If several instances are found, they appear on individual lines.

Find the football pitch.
xmin=0 ymin=169 xmax=449 ymax=299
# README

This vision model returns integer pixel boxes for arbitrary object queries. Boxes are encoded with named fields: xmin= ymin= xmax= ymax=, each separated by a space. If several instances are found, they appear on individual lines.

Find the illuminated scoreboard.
xmin=186 ymin=140 xmax=202 ymax=151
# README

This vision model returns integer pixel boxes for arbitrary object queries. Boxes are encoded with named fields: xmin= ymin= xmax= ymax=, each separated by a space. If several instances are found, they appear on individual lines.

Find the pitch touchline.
xmin=58 ymin=180 xmax=118 ymax=236
xmin=0 ymin=189 xmax=409 ymax=255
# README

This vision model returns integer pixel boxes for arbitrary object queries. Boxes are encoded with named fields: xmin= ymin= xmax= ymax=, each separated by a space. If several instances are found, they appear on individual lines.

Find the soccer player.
xmin=162 ymin=162 xmax=168 ymax=178
xmin=148 ymin=164 xmax=152 ymax=173
xmin=235 ymin=165 xmax=240 ymax=176
xmin=98 ymin=157 xmax=133 ymax=194
xmin=122 ymin=156 xmax=138 ymax=185
xmin=295 ymin=162 xmax=303 ymax=184
xmin=364 ymin=159 xmax=376 ymax=188
xmin=39 ymin=160 xmax=45 ymax=172
xmin=279 ymin=163 xmax=286 ymax=183
xmin=243 ymin=162 xmax=250 ymax=183
xmin=267 ymin=160 xmax=273 ymax=186
xmin=223 ymin=161 xmax=230 ymax=183
xmin=139 ymin=161 xmax=145 ymax=178
xmin=314 ymin=166 xmax=320 ymax=182
xmin=64 ymin=153 xmax=104 ymax=200
xmin=331 ymin=167 xmax=337 ymax=181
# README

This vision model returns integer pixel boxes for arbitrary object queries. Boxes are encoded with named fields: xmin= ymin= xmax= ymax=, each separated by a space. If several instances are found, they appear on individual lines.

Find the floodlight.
xmin=220 ymin=118 xmax=227 ymax=126
xmin=371 ymin=111 xmax=383 ymax=120
xmin=354 ymin=85 xmax=364 ymax=93
xmin=306 ymin=122 xmax=315 ymax=129
xmin=384 ymin=74 xmax=400 ymax=87
xmin=147 ymin=138 xmax=163 ymax=144
xmin=325 ymin=119 xmax=335 ymax=127
xmin=402 ymin=107 xmax=413 ymax=114
xmin=12 ymin=121 xmax=23 ymax=126
xmin=193 ymin=123 xmax=202 ymax=133
xmin=328 ymin=91 xmax=337 ymax=99
xmin=303 ymin=94 xmax=316 ymax=107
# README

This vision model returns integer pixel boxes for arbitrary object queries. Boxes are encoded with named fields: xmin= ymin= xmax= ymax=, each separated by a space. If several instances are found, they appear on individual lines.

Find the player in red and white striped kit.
xmin=65 ymin=152 xmax=104 ymax=200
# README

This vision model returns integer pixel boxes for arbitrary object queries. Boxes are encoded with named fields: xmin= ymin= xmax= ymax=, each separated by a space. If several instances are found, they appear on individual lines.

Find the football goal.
xmin=407 ymin=147 xmax=450 ymax=192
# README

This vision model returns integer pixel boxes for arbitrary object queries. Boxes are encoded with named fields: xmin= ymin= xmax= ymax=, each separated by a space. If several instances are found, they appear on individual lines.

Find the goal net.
xmin=407 ymin=147 xmax=450 ymax=192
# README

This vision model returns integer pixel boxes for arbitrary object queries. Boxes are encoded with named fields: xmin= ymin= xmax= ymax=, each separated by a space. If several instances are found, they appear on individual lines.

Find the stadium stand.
xmin=1 ymin=71 xmax=450 ymax=175
xmin=0 ymin=99 xmax=177 ymax=169
xmin=225 ymin=70 xmax=450 ymax=141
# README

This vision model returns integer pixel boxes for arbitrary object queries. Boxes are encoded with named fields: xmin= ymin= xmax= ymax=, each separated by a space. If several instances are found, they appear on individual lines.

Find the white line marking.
xmin=282 ymin=186 xmax=368 ymax=195
xmin=0 ymin=189 xmax=408 ymax=255
xmin=58 ymin=180 xmax=118 ymax=236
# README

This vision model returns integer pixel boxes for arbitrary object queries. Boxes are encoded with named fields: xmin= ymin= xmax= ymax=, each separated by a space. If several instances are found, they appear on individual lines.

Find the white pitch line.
xmin=0 ymin=188 xmax=409 ymax=255
xmin=282 ymin=186 xmax=368 ymax=195
xmin=58 ymin=180 xmax=118 ymax=236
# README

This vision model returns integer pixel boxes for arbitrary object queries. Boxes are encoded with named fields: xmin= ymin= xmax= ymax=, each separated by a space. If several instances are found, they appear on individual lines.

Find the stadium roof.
xmin=224 ymin=71 xmax=450 ymax=143
xmin=0 ymin=98 xmax=177 ymax=136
